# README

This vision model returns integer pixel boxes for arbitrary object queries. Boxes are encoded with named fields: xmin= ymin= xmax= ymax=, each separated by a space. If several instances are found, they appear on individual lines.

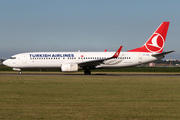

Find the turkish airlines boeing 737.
xmin=3 ymin=22 xmax=174 ymax=75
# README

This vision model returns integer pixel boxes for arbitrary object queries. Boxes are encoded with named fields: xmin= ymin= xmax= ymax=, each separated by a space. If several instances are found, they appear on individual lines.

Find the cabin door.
xmin=138 ymin=54 xmax=142 ymax=63
xmin=22 ymin=55 xmax=27 ymax=63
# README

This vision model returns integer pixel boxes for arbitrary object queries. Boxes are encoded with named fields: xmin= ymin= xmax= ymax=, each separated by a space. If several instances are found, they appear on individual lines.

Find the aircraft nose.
xmin=2 ymin=60 xmax=8 ymax=66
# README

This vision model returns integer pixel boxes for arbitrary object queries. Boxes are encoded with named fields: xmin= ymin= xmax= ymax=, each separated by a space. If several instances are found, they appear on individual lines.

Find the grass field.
xmin=0 ymin=76 xmax=180 ymax=119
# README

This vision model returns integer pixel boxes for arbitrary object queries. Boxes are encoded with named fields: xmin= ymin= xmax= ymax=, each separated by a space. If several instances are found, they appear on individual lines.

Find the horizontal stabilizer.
xmin=152 ymin=50 xmax=175 ymax=57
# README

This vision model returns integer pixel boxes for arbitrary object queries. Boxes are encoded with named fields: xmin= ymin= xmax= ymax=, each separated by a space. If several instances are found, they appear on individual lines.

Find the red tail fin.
xmin=127 ymin=22 xmax=170 ymax=53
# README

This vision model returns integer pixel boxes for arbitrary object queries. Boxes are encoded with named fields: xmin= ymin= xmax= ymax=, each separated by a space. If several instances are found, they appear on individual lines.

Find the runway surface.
xmin=1 ymin=73 xmax=180 ymax=77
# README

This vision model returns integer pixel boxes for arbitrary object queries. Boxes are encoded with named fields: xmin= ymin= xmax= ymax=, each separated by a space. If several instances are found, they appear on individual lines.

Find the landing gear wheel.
xmin=84 ymin=70 xmax=91 ymax=75
xmin=19 ymin=71 xmax=22 ymax=75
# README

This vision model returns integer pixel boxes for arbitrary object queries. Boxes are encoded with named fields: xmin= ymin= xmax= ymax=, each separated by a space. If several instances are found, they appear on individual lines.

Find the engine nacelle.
xmin=61 ymin=64 xmax=78 ymax=72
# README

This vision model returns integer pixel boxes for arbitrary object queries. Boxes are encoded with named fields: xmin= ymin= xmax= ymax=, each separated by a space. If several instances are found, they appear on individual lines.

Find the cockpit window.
xmin=10 ymin=57 xmax=16 ymax=59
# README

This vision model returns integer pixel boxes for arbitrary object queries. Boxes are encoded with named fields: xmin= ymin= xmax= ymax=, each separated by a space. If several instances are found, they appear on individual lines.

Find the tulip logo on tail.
xmin=145 ymin=33 xmax=164 ymax=53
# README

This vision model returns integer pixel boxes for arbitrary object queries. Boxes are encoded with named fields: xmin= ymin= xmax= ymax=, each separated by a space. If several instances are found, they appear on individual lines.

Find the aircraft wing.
xmin=152 ymin=50 xmax=175 ymax=57
xmin=78 ymin=46 xmax=123 ymax=67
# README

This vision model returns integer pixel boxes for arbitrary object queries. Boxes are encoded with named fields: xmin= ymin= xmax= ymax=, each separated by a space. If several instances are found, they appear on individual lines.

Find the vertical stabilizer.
xmin=127 ymin=22 xmax=169 ymax=53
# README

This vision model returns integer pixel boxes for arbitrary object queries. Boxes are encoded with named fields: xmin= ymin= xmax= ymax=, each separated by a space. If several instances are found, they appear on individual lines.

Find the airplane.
xmin=3 ymin=22 xmax=174 ymax=75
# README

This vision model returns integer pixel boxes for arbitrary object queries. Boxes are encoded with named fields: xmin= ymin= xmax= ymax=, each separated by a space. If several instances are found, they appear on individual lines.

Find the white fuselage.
xmin=3 ymin=51 xmax=162 ymax=70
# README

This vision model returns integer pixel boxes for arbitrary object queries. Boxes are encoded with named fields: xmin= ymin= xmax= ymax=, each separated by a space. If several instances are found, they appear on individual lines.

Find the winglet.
xmin=112 ymin=46 xmax=123 ymax=58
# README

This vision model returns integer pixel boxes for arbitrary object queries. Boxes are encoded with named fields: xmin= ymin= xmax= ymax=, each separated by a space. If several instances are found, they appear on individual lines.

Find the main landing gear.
xmin=84 ymin=70 xmax=91 ymax=75
xmin=19 ymin=71 xmax=22 ymax=75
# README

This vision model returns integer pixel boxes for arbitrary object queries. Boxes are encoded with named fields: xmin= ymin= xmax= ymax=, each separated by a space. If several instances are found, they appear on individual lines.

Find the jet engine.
xmin=61 ymin=64 xmax=78 ymax=72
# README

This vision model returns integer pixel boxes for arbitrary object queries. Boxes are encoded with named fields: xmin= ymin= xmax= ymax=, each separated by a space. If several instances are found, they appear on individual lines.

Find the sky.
xmin=0 ymin=0 xmax=180 ymax=59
